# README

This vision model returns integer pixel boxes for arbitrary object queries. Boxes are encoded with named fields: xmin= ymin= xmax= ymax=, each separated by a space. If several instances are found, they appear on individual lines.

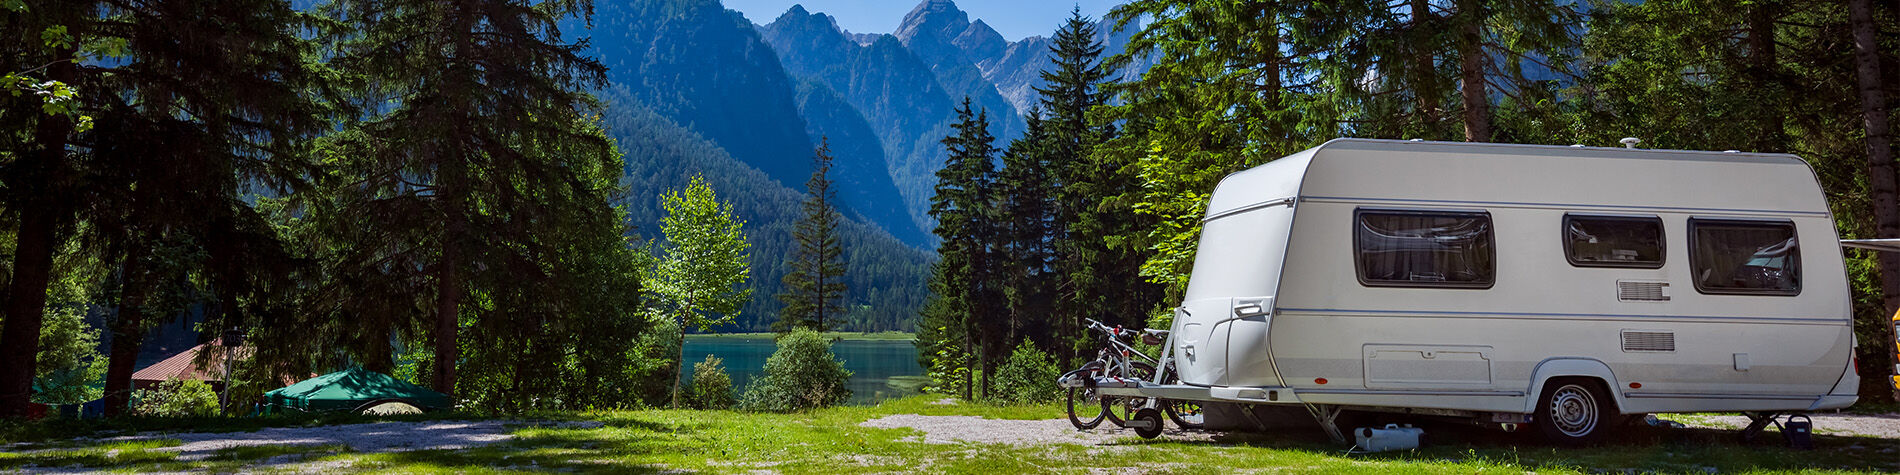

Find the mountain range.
xmin=586 ymin=0 xmax=1151 ymax=330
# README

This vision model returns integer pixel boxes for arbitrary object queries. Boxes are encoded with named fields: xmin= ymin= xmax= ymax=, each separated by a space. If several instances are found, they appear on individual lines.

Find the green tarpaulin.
xmin=264 ymin=368 xmax=452 ymax=413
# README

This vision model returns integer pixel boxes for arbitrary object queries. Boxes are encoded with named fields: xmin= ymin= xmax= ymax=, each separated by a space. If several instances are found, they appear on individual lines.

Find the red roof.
xmin=131 ymin=339 xmax=247 ymax=383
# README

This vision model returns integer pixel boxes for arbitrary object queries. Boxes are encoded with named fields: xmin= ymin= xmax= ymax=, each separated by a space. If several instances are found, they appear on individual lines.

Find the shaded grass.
xmin=0 ymin=410 xmax=480 ymax=444
xmin=8 ymin=395 xmax=1897 ymax=473
xmin=0 ymin=439 xmax=181 ymax=469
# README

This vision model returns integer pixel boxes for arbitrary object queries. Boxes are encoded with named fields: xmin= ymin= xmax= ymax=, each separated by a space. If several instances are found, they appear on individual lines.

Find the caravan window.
xmin=1354 ymin=209 xmax=1496 ymax=288
xmin=1564 ymin=215 xmax=1665 ymax=268
xmin=1689 ymin=218 xmax=1800 ymax=295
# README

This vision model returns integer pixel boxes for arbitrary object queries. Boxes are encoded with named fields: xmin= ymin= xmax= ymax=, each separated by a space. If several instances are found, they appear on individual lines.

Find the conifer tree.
xmin=314 ymin=0 xmax=617 ymax=396
xmin=995 ymin=110 xmax=1057 ymax=349
xmin=921 ymin=98 xmax=1002 ymax=398
xmin=777 ymin=139 xmax=848 ymax=333
xmin=1038 ymin=9 xmax=1158 ymax=359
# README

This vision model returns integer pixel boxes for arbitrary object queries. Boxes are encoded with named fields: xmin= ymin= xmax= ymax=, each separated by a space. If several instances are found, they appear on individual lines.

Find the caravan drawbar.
xmin=1065 ymin=138 xmax=1861 ymax=444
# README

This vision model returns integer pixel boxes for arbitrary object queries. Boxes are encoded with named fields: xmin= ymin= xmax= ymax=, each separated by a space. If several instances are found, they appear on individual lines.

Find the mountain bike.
xmin=1063 ymin=318 xmax=1203 ymax=431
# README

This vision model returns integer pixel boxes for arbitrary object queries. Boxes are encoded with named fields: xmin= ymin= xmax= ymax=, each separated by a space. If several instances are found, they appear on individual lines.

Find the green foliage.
xmin=986 ymin=341 xmax=1060 ymax=405
xmin=687 ymin=355 xmax=734 ymax=410
xmin=130 ymin=380 xmax=219 ymax=418
xmin=775 ymin=140 xmax=849 ymax=333
xmin=31 ymin=305 xmax=105 ymax=406
xmin=650 ymin=175 xmax=753 ymax=331
xmin=738 ymin=329 xmax=853 ymax=412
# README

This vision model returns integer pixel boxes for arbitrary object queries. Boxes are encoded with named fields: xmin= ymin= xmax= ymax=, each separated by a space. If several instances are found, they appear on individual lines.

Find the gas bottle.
xmin=1354 ymin=424 xmax=1424 ymax=452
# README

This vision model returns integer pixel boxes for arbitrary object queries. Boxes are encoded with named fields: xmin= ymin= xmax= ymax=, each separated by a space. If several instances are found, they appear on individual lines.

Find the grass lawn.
xmin=2 ymin=396 xmax=1895 ymax=473
xmin=685 ymin=331 xmax=916 ymax=341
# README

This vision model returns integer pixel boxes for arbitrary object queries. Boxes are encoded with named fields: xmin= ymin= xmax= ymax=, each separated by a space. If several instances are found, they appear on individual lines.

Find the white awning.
xmin=1841 ymin=239 xmax=1900 ymax=253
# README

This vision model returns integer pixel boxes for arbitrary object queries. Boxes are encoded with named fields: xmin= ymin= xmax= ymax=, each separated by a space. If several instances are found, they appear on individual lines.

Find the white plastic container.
xmin=1354 ymin=424 xmax=1424 ymax=452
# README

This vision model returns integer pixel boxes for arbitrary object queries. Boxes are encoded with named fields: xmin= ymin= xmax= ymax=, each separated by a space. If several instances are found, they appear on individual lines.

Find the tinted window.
xmin=1565 ymin=215 xmax=1665 ymax=268
xmin=1355 ymin=210 xmax=1495 ymax=288
xmin=1690 ymin=219 xmax=1800 ymax=295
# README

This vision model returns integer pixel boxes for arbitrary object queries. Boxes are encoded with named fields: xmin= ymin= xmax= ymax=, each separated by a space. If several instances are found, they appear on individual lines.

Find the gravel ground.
xmin=1679 ymin=412 xmax=1900 ymax=439
xmin=859 ymin=415 xmax=1212 ymax=445
xmin=107 ymin=420 xmax=519 ymax=461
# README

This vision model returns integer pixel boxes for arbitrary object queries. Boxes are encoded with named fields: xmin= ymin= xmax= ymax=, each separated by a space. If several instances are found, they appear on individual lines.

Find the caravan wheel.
xmin=1534 ymin=380 xmax=1614 ymax=446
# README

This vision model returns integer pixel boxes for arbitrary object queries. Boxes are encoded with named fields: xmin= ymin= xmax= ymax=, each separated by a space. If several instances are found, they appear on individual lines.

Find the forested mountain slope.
xmin=600 ymin=88 xmax=931 ymax=332
xmin=588 ymin=0 xmax=927 ymax=246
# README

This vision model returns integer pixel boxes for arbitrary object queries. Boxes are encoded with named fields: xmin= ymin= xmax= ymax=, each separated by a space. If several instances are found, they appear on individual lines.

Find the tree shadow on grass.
xmin=1117 ymin=416 xmax=1900 ymax=473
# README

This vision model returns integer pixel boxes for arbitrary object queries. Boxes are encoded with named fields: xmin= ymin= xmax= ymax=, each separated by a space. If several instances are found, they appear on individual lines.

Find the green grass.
xmin=684 ymin=331 xmax=916 ymax=341
xmin=5 ymin=395 xmax=1896 ymax=473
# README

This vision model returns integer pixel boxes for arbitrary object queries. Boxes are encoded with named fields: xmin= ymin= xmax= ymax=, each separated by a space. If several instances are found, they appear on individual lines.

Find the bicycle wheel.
xmin=1067 ymin=387 xmax=1107 ymax=430
xmin=1159 ymin=364 xmax=1204 ymax=430
xmin=1103 ymin=361 xmax=1156 ymax=427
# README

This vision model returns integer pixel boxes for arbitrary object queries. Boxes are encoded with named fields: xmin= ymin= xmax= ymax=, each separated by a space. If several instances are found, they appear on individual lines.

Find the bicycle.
xmin=1063 ymin=318 xmax=1204 ymax=432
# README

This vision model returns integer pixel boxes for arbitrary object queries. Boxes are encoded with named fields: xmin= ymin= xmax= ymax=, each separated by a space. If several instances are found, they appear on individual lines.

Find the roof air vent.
xmin=1619 ymin=137 xmax=1642 ymax=149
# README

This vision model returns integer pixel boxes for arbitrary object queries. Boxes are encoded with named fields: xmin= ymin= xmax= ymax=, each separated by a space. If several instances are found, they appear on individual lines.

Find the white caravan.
xmin=1084 ymin=138 xmax=1862 ymax=444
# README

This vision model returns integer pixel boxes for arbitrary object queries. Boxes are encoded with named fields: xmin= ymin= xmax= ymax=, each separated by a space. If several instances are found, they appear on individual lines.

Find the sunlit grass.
xmin=5 ymin=395 xmax=1895 ymax=473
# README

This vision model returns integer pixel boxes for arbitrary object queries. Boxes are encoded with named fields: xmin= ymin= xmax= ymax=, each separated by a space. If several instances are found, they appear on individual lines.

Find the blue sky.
xmin=720 ymin=0 xmax=1122 ymax=41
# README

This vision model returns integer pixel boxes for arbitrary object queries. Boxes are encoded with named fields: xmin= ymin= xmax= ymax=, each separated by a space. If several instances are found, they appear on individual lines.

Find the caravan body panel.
xmin=1176 ymin=139 xmax=1859 ymax=416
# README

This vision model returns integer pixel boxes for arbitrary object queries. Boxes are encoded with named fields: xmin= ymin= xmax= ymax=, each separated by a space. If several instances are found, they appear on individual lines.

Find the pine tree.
xmin=921 ymin=98 xmax=1001 ymax=399
xmin=995 ymin=110 xmax=1057 ymax=349
xmin=1038 ymin=9 xmax=1159 ymax=360
xmin=777 ymin=139 xmax=848 ymax=333
xmin=313 ymin=0 xmax=618 ymax=396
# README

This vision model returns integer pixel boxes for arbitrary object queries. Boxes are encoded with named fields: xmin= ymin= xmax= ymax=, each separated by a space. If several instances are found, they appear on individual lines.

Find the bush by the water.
xmin=131 ymin=379 xmax=220 ymax=417
xmin=689 ymin=355 xmax=734 ymax=409
xmin=738 ymin=329 xmax=852 ymax=412
xmin=988 ymin=341 xmax=1061 ymax=405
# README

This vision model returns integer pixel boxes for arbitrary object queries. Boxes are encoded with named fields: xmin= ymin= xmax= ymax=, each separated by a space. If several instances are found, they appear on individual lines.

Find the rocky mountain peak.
xmin=894 ymin=0 xmax=969 ymax=44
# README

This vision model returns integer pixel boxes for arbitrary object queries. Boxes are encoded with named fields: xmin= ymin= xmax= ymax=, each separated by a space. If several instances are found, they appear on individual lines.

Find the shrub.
xmin=130 ymin=379 xmax=220 ymax=417
xmin=989 ymin=341 xmax=1061 ymax=405
xmin=688 ymin=355 xmax=734 ymax=409
xmin=738 ymin=329 xmax=852 ymax=412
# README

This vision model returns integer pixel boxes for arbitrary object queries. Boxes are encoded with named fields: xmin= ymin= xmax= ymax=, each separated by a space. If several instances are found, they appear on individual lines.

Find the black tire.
xmin=1157 ymin=363 xmax=1204 ymax=430
xmin=1534 ymin=379 xmax=1615 ymax=446
xmin=1103 ymin=361 xmax=1156 ymax=426
xmin=1163 ymin=399 xmax=1204 ymax=430
xmin=1132 ymin=408 xmax=1165 ymax=439
xmin=1067 ymin=387 xmax=1107 ymax=430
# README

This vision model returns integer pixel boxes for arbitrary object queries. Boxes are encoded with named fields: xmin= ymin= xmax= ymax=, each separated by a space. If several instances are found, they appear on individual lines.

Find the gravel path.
xmin=859 ymin=415 xmax=1211 ymax=446
xmin=102 ymin=420 xmax=519 ymax=461
xmin=1680 ymin=413 xmax=1900 ymax=439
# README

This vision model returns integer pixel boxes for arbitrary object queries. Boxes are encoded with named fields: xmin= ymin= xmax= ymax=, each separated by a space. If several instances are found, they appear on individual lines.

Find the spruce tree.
xmin=922 ymin=98 xmax=1002 ymax=398
xmin=1038 ymin=9 xmax=1159 ymax=360
xmin=995 ymin=110 xmax=1057 ymax=350
xmin=777 ymin=139 xmax=848 ymax=333
xmin=315 ymin=0 xmax=618 ymax=396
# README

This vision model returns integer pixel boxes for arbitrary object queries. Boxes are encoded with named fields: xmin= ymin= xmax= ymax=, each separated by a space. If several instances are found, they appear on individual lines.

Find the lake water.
xmin=681 ymin=335 xmax=925 ymax=405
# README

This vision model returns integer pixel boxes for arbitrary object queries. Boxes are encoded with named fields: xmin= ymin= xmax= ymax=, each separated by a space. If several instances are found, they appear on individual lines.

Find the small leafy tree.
xmin=649 ymin=175 xmax=751 ymax=409
xmin=688 ymin=355 xmax=734 ymax=409
xmin=738 ymin=329 xmax=852 ymax=412
xmin=130 ymin=379 xmax=219 ymax=417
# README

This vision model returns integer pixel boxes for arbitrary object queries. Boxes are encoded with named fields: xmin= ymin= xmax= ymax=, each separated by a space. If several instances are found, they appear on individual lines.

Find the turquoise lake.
xmin=681 ymin=336 xmax=925 ymax=405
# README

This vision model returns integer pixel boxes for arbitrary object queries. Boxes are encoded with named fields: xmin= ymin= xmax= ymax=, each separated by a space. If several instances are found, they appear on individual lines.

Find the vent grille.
xmin=1618 ymin=281 xmax=1670 ymax=302
xmin=1621 ymin=331 xmax=1676 ymax=352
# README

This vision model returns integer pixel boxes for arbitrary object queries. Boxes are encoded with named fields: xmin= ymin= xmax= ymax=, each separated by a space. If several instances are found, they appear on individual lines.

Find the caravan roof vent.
xmin=1619 ymin=137 xmax=1642 ymax=149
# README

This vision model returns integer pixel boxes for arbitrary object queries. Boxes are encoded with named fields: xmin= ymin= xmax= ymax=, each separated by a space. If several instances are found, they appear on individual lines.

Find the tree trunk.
xmin=0 ymin=46 xmax=76 ymax=418
xmin=103 ymin=241 xmax=151 ymax=418
xmin=1456 ymin=0 xmax=1490 ymax=142
xmin=1849 ymin=0 xmax=1899 ymax=403
xmin=432 ymin=209 xmax=463 ymax=395
xmin=1411 ymin=0 xmax=1440 ymax=127
xmin=1745 ymin=4 xmax=1784 ymax=152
